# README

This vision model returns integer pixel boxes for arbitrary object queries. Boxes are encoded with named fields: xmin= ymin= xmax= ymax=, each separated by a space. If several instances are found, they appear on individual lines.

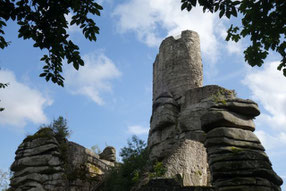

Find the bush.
xmin=149 ymin=161 xmax=166 ymax=178
xmin=103 ymin=136 xmax=149 ymax=191
xmin=24 ymin=116 xmax=71 ymax=143
xmin=51 ymin=116 xmax=70 ymax=142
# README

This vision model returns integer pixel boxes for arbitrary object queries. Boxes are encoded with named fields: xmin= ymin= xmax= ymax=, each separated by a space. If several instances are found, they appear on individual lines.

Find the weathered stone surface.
xmin=205 ymin=137 xmax=265 ymax=150
xmin=164 ymin=140 xmax=209 ymax=186
xmin=206 ymin=146 xmax=267 ymax=156
xmin=15 ymin=143 xmax=60 ymax=159
xmin=153 ymin=92 xmax=178 ymax=110
xmin=183 ymin=85 xmax=236 ymax=108
xmin=11 ymin=172 xmax=64 ymax=187
xmin=153 ymin=30 xmax=203 ymax=101
xmin=202 ymin=121 xmax=282 ymax=191
xmin=212 ymin=168 xmax=283 ymax=186
xmin=17 ymin=137 xmax=59 ymax=151
xmin=206 ymin=127 xmax=260 ymax=142
xmin=178 ymin=103 xmax=209 ymax=133
xmin=211 ymin=168 xmax=283 ymax=185
xmin=151 ymin=104 xmax=179 ymax=132
xmin=149 ymin=138 xmax=177 ymax=161
xmin=208 ymin=151 xmax=271 ymax=166
xmin=214 ymin=177 xmax=278 ymax=188
xmin=9 ymin=130 xmax=115 ymax=191
xmin=217 ymin=185 xmax=275 ymax=191
xmin=11 ymin=154 xmax=62 ymax=171
xmin=201 ymin=110 xmax=255 ymax=132
xmin=139 ymin=178 xmax=215 ymax=191
xmin=212 ymin=98 xmax=260 ymax=117
xmin=13 ymin=166 xmax=63 ymax=178
xmin=99 ymin=146 xmax=116 ymax=162
xmin=210 ymin=160 xmax=272 ymax=172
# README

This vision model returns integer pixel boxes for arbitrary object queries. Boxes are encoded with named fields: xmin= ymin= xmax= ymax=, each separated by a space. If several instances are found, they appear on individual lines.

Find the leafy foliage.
xmin=0 ymin=81 xmax=8 ymax=112
xmin=51 ymin=116 xmax=70 ymax=141
xmin=148 ymin=161 xmax=166 ymax=179
xmin=91 ymin=145 xmax=101 ymax=154
xmin=181 ymin=0 xmax=286 ymax=76
xmin=103 ymin=136 xmax=149 ymax=191
xmin=24 ymin=116 xmax=70 ymax=142
xmin=0 ymin=0 xmax=103 ymax=86
xmin=102 ymin=136 xmax=167 ymax=191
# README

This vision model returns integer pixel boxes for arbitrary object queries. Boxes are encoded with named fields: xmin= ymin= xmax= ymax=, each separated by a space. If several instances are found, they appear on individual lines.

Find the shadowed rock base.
xmin=140 ymin=178 xmax=214 ymax=191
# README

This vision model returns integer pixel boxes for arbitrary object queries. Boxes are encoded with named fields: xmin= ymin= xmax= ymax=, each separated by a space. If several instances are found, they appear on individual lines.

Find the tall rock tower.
xmin=148 ymin=30 xmax=210 ymax=186
xmin=153 ymin=30 xmax=203 ymax=101
xmin=147 ymin=30 xmax=283 ymax=190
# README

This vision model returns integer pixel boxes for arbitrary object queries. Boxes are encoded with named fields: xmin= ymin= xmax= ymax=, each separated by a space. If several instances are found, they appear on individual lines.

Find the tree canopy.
xmin=181 ymin=0 xmax=286 ymax=76
xmin=0 ymin=0 xmax=103 ymax=86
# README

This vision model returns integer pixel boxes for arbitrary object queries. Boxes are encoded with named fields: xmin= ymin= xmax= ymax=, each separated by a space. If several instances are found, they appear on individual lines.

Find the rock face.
xmin=140 ymin=178 xmax=214 ymax=191
xmin=9 ymin=128 xmax=116 ymax=191
xmin=10 ymin=135 xmax=65 ymax=191
xmin=153 ymin=30 xmax=203 ymax=101
xmin=201 ymin=100 xmax=283 ymax=191
xmin=99 ymin=146 xmax=116 ymax=162
xmin=147 ymin=30 xmax=283 ymax=190
xmin=148 ymin=30 xmax=235 ymax=186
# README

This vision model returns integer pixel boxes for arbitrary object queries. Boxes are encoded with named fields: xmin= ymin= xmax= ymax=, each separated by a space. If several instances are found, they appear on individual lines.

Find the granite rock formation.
xmin=99 ymin=146 xmax=116 ymax=162
xmin=147 ymin=30 xmax=283 ymax=190
xmin=9 ymin=128 xmax=116 ymax=191
xmin=201 ymin=99 xmax=283 ymax=191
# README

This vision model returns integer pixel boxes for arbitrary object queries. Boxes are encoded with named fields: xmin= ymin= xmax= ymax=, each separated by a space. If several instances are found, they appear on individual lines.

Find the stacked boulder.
xmin=10 ymin=129 xmax=66 ymax=191
xmin=201 ymin=98 xmax=283 ymax=191
xmin=146 ymin=30 xmax=283 ymax=190
xmin=9 ymin=128 xmax=116 ymax=191
xmin=148 ymin=30 xmax=210 ymax=187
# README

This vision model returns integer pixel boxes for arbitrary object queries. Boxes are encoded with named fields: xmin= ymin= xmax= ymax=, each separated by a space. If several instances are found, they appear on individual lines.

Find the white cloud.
xmin=244 ymin=61 xmax=286 ymax=151
xmin=65 ymin=52 xmax=121 ymax=105
xmin=215 ymin=21 xmax=243 ymax=55
xmin=255 ymin=130 xmax=286 ymax=151
xmin=226 ymin=40 xmax=243 ymax=55
xmin=0 ymin=70 xmax=52 ymax=127
xmin=113 ymin=0 xmax=222 ymax=62
xmin=127 ymin=125 xmax=149 ymax=135
xmin=243 ymin=61 xmax=286 ymax=131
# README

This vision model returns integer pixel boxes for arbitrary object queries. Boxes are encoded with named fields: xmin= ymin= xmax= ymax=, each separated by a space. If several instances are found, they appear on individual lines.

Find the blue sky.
xmin=0 ymin=0 xmax=285 ymax=189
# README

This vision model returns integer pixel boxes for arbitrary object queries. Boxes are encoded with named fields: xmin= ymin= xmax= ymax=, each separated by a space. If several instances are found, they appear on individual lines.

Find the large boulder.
xmin=9 ymin=128 xmax=116 ymax=191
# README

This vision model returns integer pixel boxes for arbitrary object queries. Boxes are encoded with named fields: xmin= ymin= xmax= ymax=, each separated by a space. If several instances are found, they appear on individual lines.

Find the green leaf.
xmin=219 ymin=7 xmax=225 ymax=18
xmin=39 ymin=73 xmax=46 ymax=77
xmin=73 ymin=62 xmax=79 ymax=70
xmin=226 ymin=10 xmax=231 ymax=18
xmin=233 ymin=1 xmax=241 ymax=6
xmin=181 ymin=2 xmax=188 ymax=10
xmin=232 ymin=7 xmax=237 ymax=17
xmin=190 ymin=0 xmax=197 ymax=7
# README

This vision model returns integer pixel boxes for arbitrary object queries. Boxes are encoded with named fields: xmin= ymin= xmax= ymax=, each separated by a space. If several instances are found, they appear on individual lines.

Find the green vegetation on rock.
xmin=212 ymin=88 xmax=236 ymax=105
xmin=24 ymin=116 xmax=71 ymax=143
xmin=102 ymin=136 xmax=167 ymax=191
xmin=103 ymin=136 xmax=149 ymax=191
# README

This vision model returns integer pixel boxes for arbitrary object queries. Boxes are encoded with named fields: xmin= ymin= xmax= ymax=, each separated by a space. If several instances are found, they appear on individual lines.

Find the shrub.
xmin=51 ymin=116 xmax=70 ymax=142
xmin=24 ymin=116 xmax=71 ymax=143
xmin=103 ymin=136 xmax=149 ymax=191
